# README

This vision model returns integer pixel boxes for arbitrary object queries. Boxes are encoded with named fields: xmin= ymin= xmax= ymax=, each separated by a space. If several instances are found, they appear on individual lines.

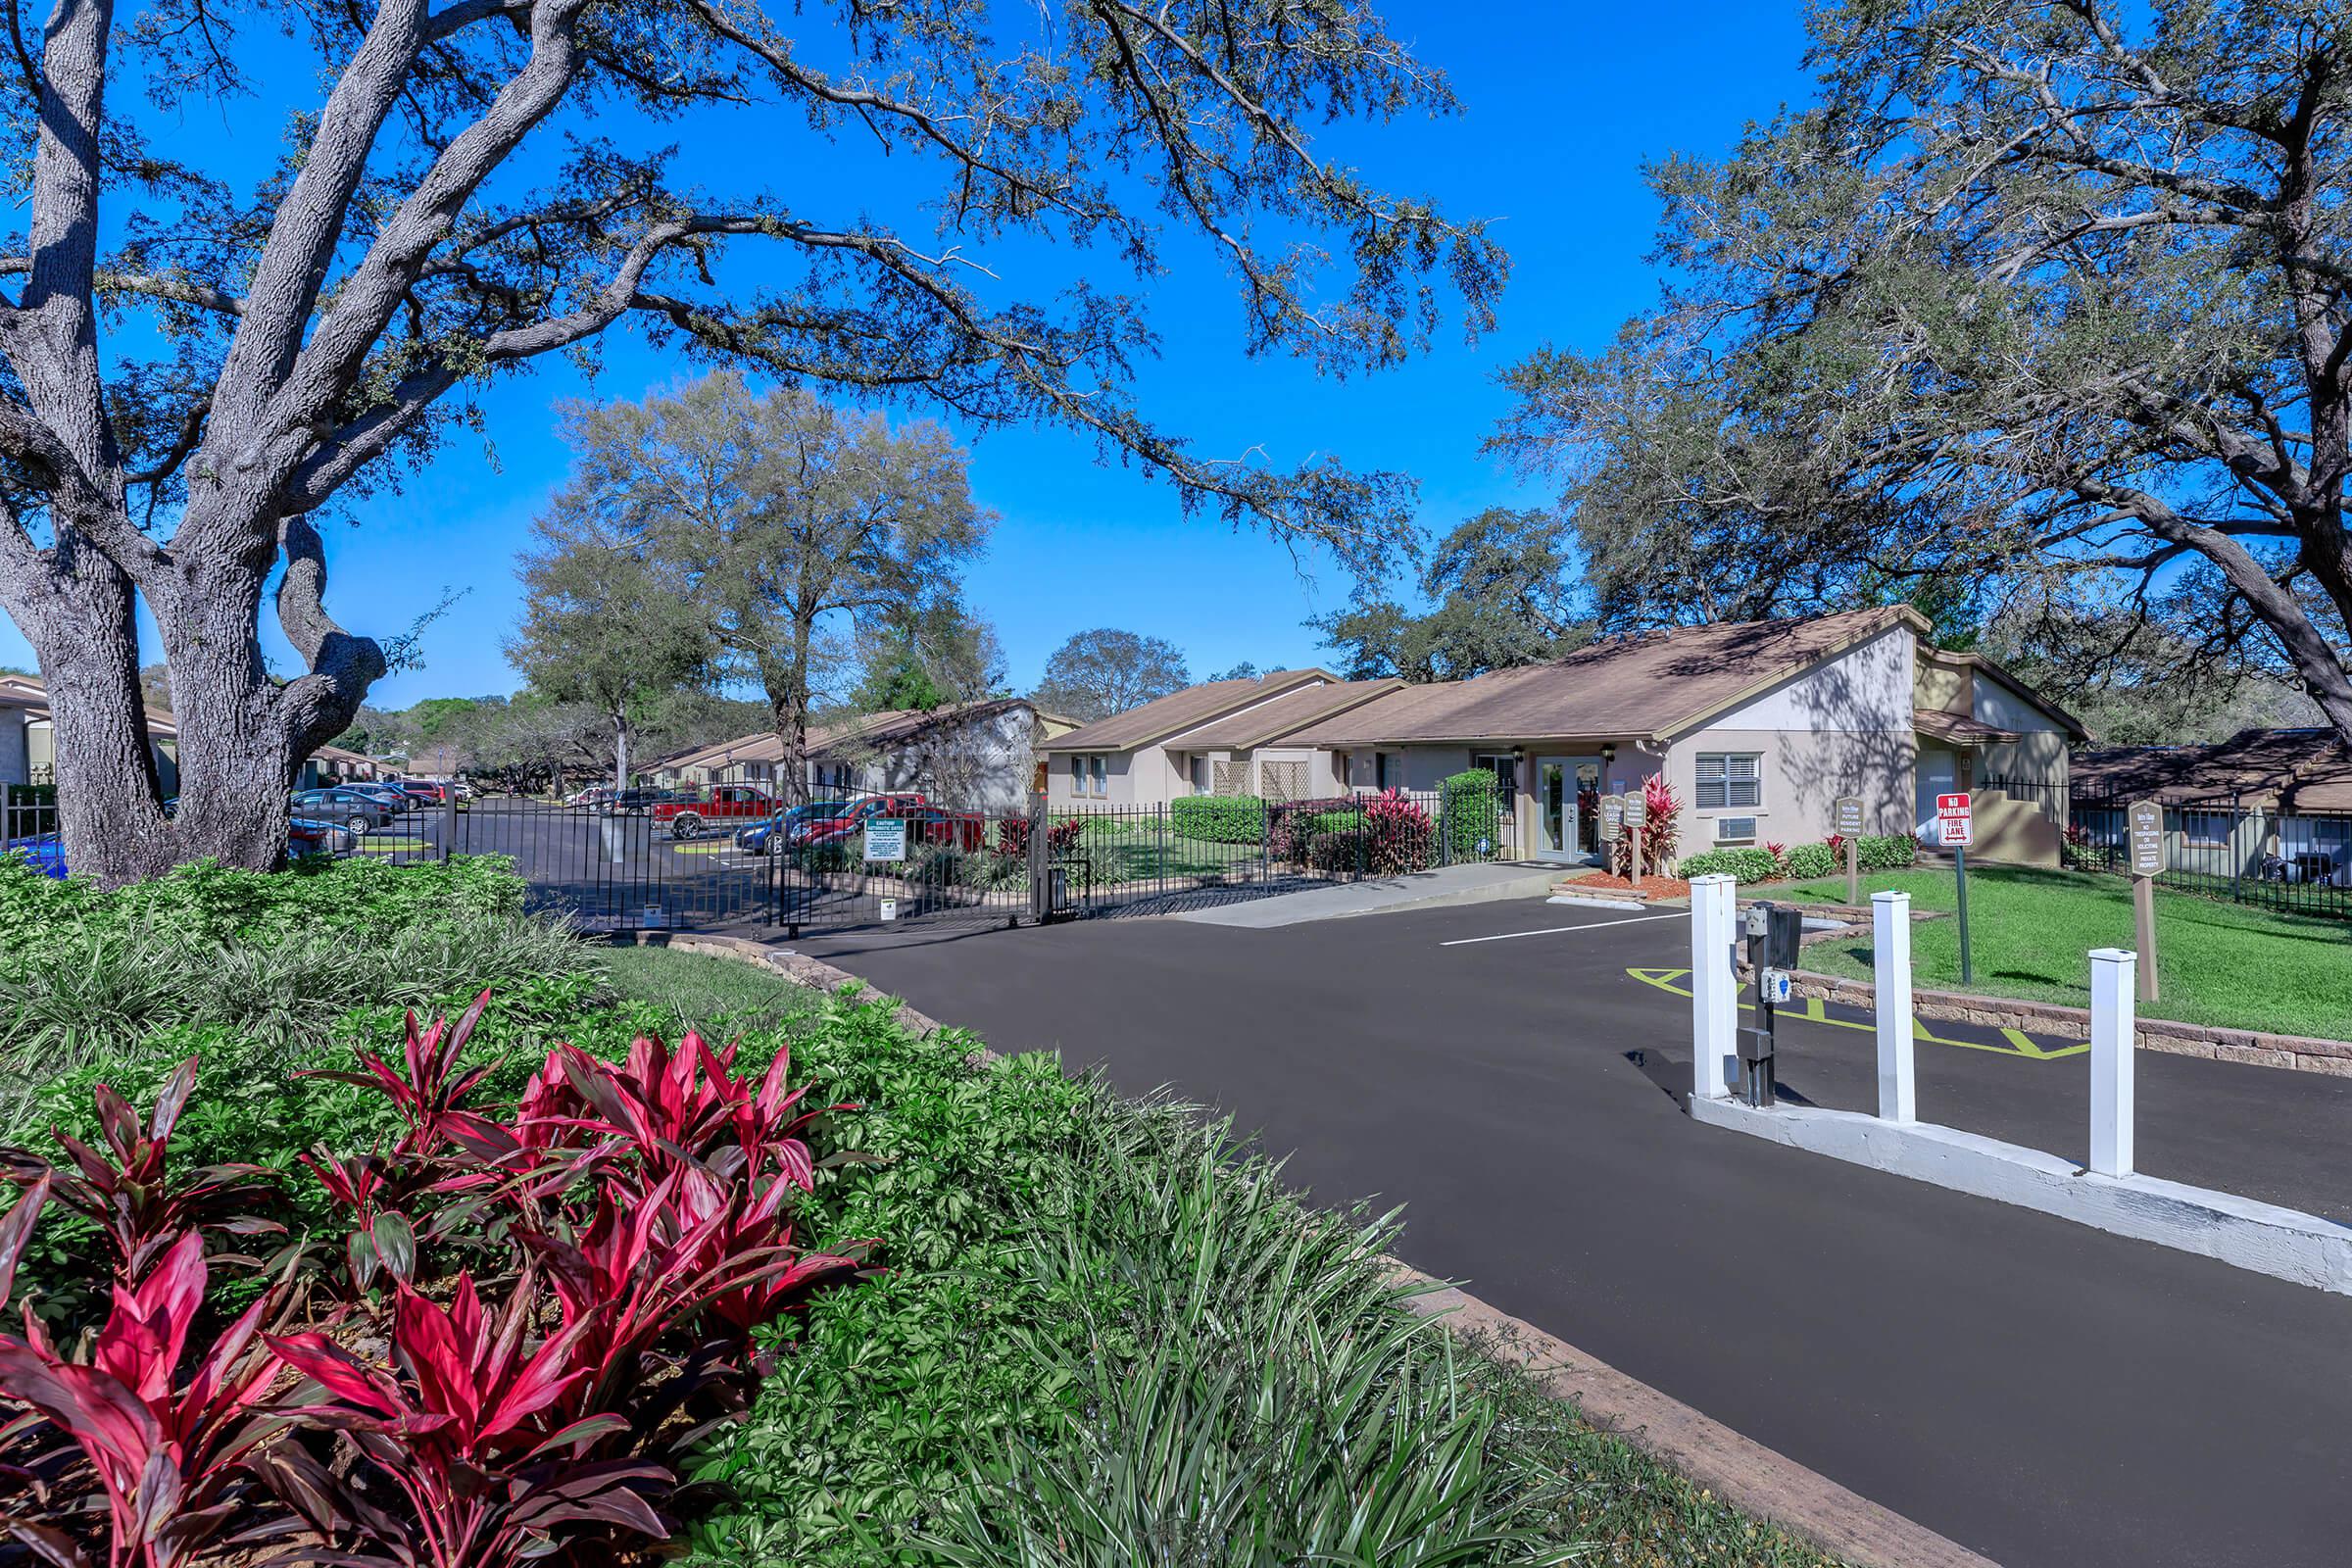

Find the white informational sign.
xmin=863 ymin=817 xmax=907 ymax=862
xmin=879 ymin=898 xmax=898 ymax=922
xmin=1936 ymin=792 xmax=1973 ymax=849
xmin=1760 ymin=968 xmax=1793 ymax=1005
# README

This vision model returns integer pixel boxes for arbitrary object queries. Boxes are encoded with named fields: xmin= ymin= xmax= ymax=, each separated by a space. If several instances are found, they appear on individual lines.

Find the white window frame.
xmin=1089 ymin=755 xmax=1107 ymax=798
xmin=1068 ymin=755 xmax=1084 ymax=795
xmin=1694 ymin=752 xmax=1763 ymax=811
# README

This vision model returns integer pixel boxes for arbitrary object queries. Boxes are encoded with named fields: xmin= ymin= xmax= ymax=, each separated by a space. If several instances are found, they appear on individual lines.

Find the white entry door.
xmin=1534 ymin=757 xmax=1603 ymax=862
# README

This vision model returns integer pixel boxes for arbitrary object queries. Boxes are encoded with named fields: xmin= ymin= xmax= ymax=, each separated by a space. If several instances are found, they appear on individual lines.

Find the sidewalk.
xmin=1169 ymin=860 xmax=1570 ymax=928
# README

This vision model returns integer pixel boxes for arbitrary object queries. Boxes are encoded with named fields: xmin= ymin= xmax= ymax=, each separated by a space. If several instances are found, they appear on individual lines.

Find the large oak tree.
xmin=1495 ymin=0 xmax=2352 ymax=741
xmin=0 ymin=0 xmax=1501 ymax=883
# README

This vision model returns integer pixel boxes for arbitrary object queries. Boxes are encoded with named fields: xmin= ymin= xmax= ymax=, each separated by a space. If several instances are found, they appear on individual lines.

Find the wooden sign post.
xmin=1622 ymin=788 xmax=1647 ymax=884
xmin=1599 ymin=793 xmax=1624 ymax=854
xmin=1834 ymin=795 xmax=1866 ymax=905
xmin=2127 ymin=798 xmax=2165 ymax=1003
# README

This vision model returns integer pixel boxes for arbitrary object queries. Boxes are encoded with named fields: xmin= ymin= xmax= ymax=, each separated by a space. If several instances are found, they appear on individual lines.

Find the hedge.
xmin=1856 ymin=832 xmax=1919 ymax=870
xmin=1170 ymin=794 xmax=1267 ymax=844
xmin=1781 ymin=843 xmax=1838 ymax=880
xmin=1441 ymin=769 xmax=1502 ymax=861
xmin=1678 ymin=847 xmax=1779 ymax=882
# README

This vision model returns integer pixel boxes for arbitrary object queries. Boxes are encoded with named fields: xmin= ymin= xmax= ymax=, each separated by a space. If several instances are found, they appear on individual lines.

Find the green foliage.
xmin=1441 ymin=768 xmax=1503 ymax=860
xmin=1781 ymin=842 xmax=1838 ymax=880
xmin=1856 ymin=833 xmax=1918 ymax=871
xmin=0 ymin=853 xmax=522 ymax=954
xmin=1030 ymin=629 xmax=1192 ymax=723
xmin=1309 ymin=508 xmax=1591 ymax=681
xmin=1678 ymin=847 xmax=1779 ymax=882
xmin=1167 ymin=794 xmax=1265 ymax=845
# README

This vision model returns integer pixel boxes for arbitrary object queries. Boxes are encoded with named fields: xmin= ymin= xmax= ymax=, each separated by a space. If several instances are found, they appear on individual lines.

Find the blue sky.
xmin=3 ymin=2 xmax=1817 ymax=705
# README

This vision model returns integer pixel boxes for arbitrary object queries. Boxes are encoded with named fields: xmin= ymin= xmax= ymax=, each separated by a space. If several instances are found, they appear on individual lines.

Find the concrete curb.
xmin=1745 ymin=961 xmax=2352 ymax=1076
xmin=1691 ymin=1095 xmax=2352 ymax=1298
xmin=614 ymin=929 xmax=2002 ymax=1568
xmin=1545 ymin=895 xmax=1653 ymax=912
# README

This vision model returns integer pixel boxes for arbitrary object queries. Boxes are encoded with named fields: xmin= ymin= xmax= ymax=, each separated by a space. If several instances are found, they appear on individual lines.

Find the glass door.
xmin=1536 ymin=758 xmax=1572 ymax=860
xmin=1536 ymin=756 xmax=1602 ymax=863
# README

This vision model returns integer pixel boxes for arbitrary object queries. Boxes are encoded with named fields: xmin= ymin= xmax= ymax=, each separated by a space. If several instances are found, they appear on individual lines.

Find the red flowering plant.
xmin=0 ymin=1058 xmax=283 ymax=1285
xmin=1611 ymin=774 xmax=1686 ymax=879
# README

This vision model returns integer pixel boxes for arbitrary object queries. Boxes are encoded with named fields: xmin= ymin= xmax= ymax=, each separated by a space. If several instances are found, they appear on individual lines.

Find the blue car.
xmin=4 ymin=808 xmax=353 ymax=878
xmin=734 ymin=802 xmax=852 ymax=856
xmin=5 ymin=833 xmax=66 ymax=878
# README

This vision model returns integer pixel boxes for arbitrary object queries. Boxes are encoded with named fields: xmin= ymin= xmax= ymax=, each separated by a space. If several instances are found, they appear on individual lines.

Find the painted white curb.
xmin=1691 ymin=1095 xmax=2352 ymax=1298
xmin=1545 ymin=895 xmax=1652 ymax=912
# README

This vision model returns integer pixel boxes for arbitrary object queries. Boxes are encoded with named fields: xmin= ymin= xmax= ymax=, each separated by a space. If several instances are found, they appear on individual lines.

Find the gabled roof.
xmin=1914 ymin=710 xmax=2020 ymax=747
xmin=1164 ymin=678 xmax=1404 ymax=750
xmin=1917 ymin=646 xmax=2089 ymax=741
xmin=657 ymin=699 xmax=1063 ymax=772
xmin=1282 ymin=608 xmax=1926 ymax=748
xmin=1040 ymin=668 xmax=1336 ymax=753
xmin=2074 ymin=728 xmax=2352 ymax=812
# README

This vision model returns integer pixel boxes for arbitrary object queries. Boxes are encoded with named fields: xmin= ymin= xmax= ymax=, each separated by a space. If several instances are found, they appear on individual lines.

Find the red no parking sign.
xmin=1936 ymin=792 xmax=1973 ymax=849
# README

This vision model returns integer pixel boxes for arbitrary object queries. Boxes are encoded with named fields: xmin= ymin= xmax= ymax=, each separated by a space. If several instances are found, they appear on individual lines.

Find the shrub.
xmin=1169 ymin=794 xmax=1265 ymax=845
xmin=1678 ymin=847 xmax=1779 ymax=882
xmin=1441 ymin=769 xmax=1503 ymax=861
xmin=1782 ymin=842 xmax=1838 ymax=880
xmin=1611 ymin=774 xmax=1685 ymax=877
xmin=1859 ymin=832 xmax=1920 ymax=870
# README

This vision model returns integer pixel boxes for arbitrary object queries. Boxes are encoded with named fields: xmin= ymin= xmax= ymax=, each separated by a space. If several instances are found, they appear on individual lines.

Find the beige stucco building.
xmin=1038 ymin=607 xmax=2084 ymax=868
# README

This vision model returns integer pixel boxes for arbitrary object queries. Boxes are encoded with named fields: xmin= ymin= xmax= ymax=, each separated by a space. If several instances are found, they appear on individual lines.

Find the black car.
xmin=598 ymin=788 xmax=679 ymax=816
xmin=291 ymin=787 xmax=397 ymax=834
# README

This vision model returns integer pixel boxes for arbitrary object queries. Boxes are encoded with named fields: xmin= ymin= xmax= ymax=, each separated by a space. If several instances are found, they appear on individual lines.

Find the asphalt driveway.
xmin=793 ymin=896 xmax=2352 ymax=1568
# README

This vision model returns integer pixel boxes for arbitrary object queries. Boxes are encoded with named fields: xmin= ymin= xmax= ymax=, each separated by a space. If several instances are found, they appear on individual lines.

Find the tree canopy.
xmin=0 ymin=0 xmax=1503 ymax=880
xmin=1032 ymin=628 xmax=1193 ymax=721
xmin=1494 ymin=0 xmax=2352 ymax=744
xmin=1309 ymin=508 xmax=1589 ymax=681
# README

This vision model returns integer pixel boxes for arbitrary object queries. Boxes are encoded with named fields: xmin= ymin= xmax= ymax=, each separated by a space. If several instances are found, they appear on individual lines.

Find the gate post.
xmin=441 ymin=784 xmax=458 ymax=862
xmin=1689 ymin=873 xmax=1738 ymax=1101
xmin=2089 ymin=948 xmax=2137 ymax=1177
xmin=1026 ymin=792 xmax=1050 ymax=924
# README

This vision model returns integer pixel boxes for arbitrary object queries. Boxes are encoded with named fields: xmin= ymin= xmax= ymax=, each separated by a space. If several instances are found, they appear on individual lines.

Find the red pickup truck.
xmin=653 ymin=784 xmax=785 ymax=840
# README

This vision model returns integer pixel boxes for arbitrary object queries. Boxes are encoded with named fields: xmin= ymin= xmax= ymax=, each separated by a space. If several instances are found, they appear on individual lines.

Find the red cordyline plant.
xmin=1613 ymin=774 xmax=1685 ymax=878
xmin=0 ymin=1210 xmax=299 ymax=1568
xmin=264 ymin=1272 xmax=670 ymax=1568
xmin=305 ymin=990 xmax=507 ymax=1159
xmin=0 ymin=1058 xmax=282 ymax=1283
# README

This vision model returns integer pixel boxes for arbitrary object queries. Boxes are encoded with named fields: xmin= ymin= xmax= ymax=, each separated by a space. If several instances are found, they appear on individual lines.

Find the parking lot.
xmin=793 ymin=894 xmax=2352 ymax=1568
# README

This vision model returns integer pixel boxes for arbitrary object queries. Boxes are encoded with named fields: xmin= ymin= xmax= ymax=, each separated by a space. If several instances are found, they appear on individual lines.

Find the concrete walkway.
xmin=1168 ymin=859 xmax=1568 ymax=927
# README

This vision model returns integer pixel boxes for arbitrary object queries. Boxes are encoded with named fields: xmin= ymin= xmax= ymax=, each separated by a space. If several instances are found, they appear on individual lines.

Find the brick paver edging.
xmin=611 ymin=931 xmax=1999 ymax=1568
xmin=1739 ymin=959 xmax=2352 ymax=1076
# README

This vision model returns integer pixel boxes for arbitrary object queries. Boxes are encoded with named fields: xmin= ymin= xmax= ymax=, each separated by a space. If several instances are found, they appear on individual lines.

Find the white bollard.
xmin=1871 ymin=891 xmax=1916 ymax=1123
xmin=2089 ymin=948 xmax=2137 ymax=1178
xmin=1689 ymin=873 xmax=1739 ymax=1100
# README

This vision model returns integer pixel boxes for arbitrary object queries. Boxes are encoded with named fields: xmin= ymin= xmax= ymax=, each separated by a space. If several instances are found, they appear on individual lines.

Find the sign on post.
xmin=1834 ymin=795 xmax=1865 ymax=903
xmin=2127 ymin=799 xmax=2164 ymax=1002
xmin=1622 ymin=790 xmax=1647 ymax=882
xmin=863 ymin=817 xmax=907 ymax=862
xmin=1937 ymin=792 xmax=1975 ymax=985
xmin=1599 ymin=794 xmax=1624 ymax=842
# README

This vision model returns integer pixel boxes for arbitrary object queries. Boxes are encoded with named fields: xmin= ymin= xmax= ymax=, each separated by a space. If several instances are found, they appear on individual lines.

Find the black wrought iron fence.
xmin=2052 ymin=784 xmax=2352 ymax=921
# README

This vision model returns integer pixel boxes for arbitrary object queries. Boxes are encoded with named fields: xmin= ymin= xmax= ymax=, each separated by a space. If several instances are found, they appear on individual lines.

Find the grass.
xmin=1774 ymin=865 xmax=2352 ymax=1040
xmin=1058 ymin=817 xmax=1261 ymax=883
xmin=595 ymin=939 xmax=820 ymax=1035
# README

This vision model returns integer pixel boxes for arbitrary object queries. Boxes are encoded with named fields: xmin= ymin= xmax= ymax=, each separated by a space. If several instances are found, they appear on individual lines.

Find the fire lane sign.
xmin=1936 ymin=792 xmax=1973 ymax=849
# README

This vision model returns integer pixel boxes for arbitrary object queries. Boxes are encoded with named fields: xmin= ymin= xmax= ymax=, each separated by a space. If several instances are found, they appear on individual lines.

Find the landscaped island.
xmin=0 ymin=855 xmax=1837 ymax=1566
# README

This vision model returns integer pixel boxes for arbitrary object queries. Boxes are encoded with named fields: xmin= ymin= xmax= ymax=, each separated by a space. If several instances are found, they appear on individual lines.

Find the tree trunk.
xmin=152 ymin=574 xmax=299 ymax=874
xmin=613 ymin=709 xmax=630 ymax=793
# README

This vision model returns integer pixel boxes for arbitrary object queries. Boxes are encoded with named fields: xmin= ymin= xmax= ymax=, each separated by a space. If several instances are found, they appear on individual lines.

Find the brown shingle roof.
xmin=1283 ymin=608 xmax=1926 ymax=747
xmin=1165 ymin=679 xmax=1404 ymax=749
xmin=1914 ymin=710 xmax=2020 ymax=747
xmin=1039 ymin=669 xmax=1335 ymax=753
xmin=2074 ymin=729 xmax=2352 ymax=812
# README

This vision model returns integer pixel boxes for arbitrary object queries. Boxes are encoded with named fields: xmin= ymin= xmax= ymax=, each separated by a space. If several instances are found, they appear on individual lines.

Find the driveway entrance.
xmin=793 ymin=896 xmax=2352 ymax=1568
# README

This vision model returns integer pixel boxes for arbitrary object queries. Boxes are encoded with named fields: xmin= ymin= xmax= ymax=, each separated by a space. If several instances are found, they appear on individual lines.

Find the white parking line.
xmin=1440 ymin=910 xmax=1685 ymax=947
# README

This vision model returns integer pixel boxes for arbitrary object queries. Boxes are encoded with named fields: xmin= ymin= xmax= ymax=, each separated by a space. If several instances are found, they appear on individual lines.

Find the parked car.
xmin=393 ymin=780 xmax=447 ymax=805
xmin=292 ymin=787 xmax=396 ymax=835
xmin=653 ymin=784 xmax=783 ymax=840
xmin=290 ymin=815 xmax=356 ymax=856
xmin=565 ymin=786 xmax=613 ymax=810
xmin=602 ymin=787 xmax=688 ymax=819
xmin=345 ymin=783 xmax=414 ymax=811
xmin=734 ymin=802 xmax=853 ymax=856
xmin=5 ymin=833 xmax=66 ymax=878
xmin=791 ymin=794 xmax=932 ymax=849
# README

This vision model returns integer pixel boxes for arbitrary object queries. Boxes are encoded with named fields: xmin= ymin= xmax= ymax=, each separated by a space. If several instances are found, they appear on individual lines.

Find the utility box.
xmin=1740 ymin=903 xmax=1804 ymax=1106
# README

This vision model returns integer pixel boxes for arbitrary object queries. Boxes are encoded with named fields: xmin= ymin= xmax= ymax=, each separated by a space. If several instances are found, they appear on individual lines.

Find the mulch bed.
xmin=1559 ymin=872 xmax=1691 ymax=901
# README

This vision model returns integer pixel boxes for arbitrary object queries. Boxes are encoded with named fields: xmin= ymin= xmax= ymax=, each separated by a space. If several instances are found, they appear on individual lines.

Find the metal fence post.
xmin=2230 ymin=792 xmax=2241 ymax=906
xmin=441 ymin=785 xmax=458 ymax=862
xmin=1026 ymin=792 xmax=1049 ymax=923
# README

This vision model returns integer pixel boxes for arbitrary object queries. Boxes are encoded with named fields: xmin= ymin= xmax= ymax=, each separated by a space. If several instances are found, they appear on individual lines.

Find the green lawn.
xmin=1057 ymin=818 xmax=1261 ymax=882
xmin=596 ymin=939 xmax=821 ymax=1034
xmin=1774 ymin=866 xmax=2352 ymax=1040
